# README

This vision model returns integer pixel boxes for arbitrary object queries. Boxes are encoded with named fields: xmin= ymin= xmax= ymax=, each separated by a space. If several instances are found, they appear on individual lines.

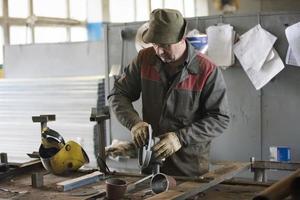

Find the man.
xmin=108 ymin=8 xmax=230 ymax=176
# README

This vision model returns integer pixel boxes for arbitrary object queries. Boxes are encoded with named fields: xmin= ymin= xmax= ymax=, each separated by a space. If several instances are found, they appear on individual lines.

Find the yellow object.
xmin=39 ymin=140 xmax=89 ymax=175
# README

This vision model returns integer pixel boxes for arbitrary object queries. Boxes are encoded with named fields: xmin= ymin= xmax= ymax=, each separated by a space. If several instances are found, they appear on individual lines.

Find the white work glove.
xmin=130 ymin=121 xmax=149 ymax=148
xmin=105 ymin=140 xmax=136 ymax=158
xmin=153 ymin=132 xmax=182 ymax=159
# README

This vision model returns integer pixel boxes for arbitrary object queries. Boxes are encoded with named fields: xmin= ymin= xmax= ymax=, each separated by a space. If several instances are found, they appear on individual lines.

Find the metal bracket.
xmin=32 ymin=114 xmax=56 ymax=133
xmin=90 ymin=106 xmax=110 ymax=174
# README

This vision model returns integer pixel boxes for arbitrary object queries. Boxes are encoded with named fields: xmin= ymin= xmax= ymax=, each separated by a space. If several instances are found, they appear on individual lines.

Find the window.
xmin=151 ymin=0 xmax=163 ymax=11
xmin=150 ymin=0 xmax=195 ymax=18
xmin=110 ymin=0 xmax=135 ymax=22
xmin=136 ymin=0 xmax=149 ymax=21
xmin=33 ymin=0 xmax=67 ymax=18
xmin=87 ymin=0 xmax=102 ymax=22
xmin=35 ymin=27 xmax=67 ymax=43
xmin=184 ymin=0 xmax=195 ymax=17
xmin=10 ymin=26 xmax=32 ymax=45
xmin=71 ymin=27 xmax=87 ymax=42
xmin=70 ymin=0 xmax=87 ymax=20
xmin=0 ymin=0 xmax=2 ymax=16
xmin=8 ymin=0 xmax=29 ymax=18
xmin=0 ymin=27 xmax=4 ymax=64
xmin=165 ymin=0 xmax=184 ymax=14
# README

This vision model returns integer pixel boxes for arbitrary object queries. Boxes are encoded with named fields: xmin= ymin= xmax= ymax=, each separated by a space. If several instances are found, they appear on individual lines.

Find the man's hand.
xmin=130 ymin=121 xmax=149 ymax=148
xmin=153 ymin=132 xmax=182 ymax=159
xmin=105 ymin=140 xmax=136 ymax=158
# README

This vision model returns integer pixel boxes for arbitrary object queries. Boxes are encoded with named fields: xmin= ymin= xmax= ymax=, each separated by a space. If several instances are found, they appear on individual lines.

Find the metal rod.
xmin=127 ymin=174 xmax=153 ymax=192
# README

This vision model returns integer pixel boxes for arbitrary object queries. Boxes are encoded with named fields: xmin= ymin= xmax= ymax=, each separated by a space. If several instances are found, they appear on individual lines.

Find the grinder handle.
xmin=146 ymin=125 xmax=153 ymax=151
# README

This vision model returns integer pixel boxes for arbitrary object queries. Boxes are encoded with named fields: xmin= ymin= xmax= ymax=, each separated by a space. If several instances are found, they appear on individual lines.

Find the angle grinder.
xmin=138 ymin=125 xmax=161 ymax=174
xmin=130 ymin=125 xmax=176 ymax=194
xmin=127 ymin=125 xmax=161 ymax=192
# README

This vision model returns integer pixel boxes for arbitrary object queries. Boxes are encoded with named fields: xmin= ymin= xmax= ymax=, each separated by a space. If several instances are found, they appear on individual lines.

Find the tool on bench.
xmin=33 ymin=114 xmax=89 ymax=175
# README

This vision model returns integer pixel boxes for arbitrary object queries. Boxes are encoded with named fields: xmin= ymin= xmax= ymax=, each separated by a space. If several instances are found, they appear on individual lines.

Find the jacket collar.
xmin=185 ymin=40 xmax=201 ymax=75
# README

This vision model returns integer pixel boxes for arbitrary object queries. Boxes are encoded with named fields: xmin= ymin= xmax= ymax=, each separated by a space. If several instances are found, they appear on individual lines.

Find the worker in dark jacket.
xmin=108 ymin=8 xmax=230 ymax=176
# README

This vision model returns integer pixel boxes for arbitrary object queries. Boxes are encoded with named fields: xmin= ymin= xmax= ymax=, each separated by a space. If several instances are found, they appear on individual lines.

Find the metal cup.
xmin=150 ymin=173 xmax=176 ymax=194
xmin=105 ymin=178 xmax=127 ymax=200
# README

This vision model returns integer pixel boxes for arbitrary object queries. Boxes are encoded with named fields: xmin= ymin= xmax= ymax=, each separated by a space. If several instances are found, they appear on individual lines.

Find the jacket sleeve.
xmin=176 ymin=68 xmax=230 ymax=146
xmin=108 ymin=56 xmax=143 ymax=130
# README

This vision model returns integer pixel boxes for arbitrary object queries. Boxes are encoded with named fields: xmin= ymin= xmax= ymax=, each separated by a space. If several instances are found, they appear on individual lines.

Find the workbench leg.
xmin=0 ymin=153 xmax=8 ymax=163
xmin=31 ymin=172 xmax=44 ymax=188
xmin=254 ymin=169 xmax=267 ymax=182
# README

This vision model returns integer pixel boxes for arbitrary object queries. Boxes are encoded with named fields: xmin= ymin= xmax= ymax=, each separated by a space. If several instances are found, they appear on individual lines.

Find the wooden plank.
xmin=56 ymin=171 xmax=104 ymax=192
xmin=253 ymin=161 xmax=300 ymax=171
xmin=146 ymin=162 xmax=250 ymax=200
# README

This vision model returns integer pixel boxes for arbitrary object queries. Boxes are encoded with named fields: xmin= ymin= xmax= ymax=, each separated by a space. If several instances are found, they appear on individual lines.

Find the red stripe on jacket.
xmin=175 ymin=54 xmax=215 ymax=91
xmin=141 ymin=65 xmax=161 ymax=81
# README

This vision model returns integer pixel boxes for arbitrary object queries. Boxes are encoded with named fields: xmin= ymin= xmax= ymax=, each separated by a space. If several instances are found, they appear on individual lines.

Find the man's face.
xmin=152 ymin=39 xmax=185 ymax=63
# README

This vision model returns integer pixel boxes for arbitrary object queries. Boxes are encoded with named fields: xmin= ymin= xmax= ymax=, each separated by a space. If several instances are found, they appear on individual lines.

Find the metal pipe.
xmin=253 ymin=169 xmax=300 ymax=200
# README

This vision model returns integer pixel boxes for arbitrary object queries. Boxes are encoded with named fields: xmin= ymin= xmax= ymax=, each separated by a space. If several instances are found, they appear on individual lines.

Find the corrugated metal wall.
xmin=0 ymin=76 xmax=105 ymax=167
xmin=1 ymin=41 xmax=106 ymax=167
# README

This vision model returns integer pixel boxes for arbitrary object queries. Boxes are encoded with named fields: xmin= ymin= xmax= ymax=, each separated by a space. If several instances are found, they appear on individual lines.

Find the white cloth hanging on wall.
xmin=234 ymin=24 xmax=277 ymax=72
xmin=233 ymin=24 xmax=284 ymax=90
xmin=285 ymin=22 xmax=300 ymax=66
xmin=206 ymin=24 xmax=235 ymax=69
xmin=244 ymin=48 xmax=284 ymax=90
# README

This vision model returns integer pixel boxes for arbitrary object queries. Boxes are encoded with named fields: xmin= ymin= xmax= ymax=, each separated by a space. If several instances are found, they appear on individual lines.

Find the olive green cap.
xmin=143 ymin=9 xmax=187 ymax=45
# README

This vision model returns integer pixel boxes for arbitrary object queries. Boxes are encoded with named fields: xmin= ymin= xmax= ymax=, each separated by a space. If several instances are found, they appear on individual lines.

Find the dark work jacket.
xmin=108 ymin=41 xmax=230 ymax=176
